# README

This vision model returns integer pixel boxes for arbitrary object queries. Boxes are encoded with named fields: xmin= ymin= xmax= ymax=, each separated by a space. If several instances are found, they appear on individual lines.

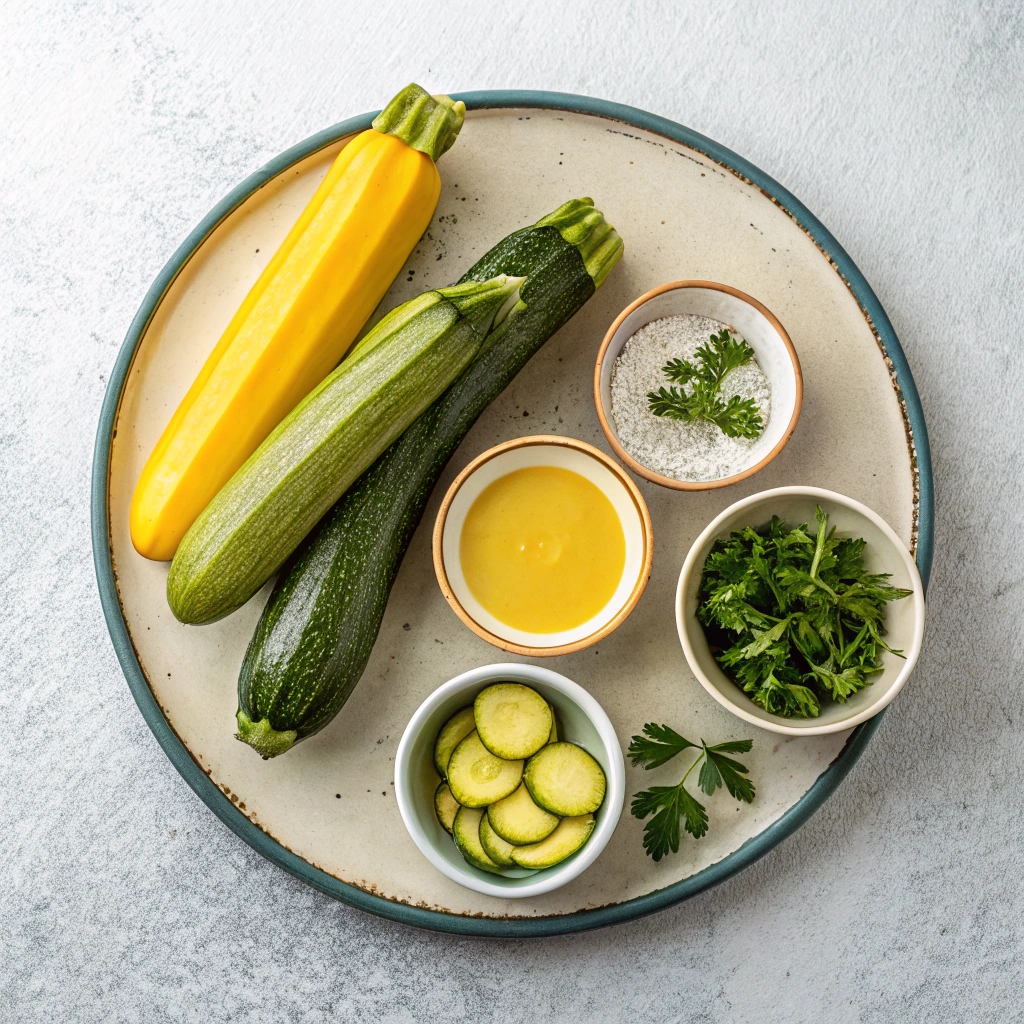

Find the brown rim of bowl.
xmin=431 ymin=434 xmax=654 ymax=658
xmin=593 ymin=280 xmax=804 ymax=491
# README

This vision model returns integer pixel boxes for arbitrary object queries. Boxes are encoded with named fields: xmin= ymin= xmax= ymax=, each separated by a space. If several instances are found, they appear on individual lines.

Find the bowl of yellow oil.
xmin=432 ymin=435 xmax=653 ymax=656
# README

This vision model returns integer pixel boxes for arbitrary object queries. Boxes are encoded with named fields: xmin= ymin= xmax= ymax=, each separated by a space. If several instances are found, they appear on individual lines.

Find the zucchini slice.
xmin=446 ymin=732 xmax=523 ymax=808
xmin=474 ymin=683 xmax=553 ymax=760
xmin=452 ymin=807 xmax=503 ymax=873
xmin=510 ymin=814 xmax=595 ymax=869
xmin=479 ymin=813 xmax=517 ymax=866
xmin=547 ymin=705 xmax=558 ymax=744
xmin=524 ymin=742 xmax=606 ymax=816
xmin=433 ymin=706 xmax=476 ymax=779
xmin=433 ymin=782 xmax=460 ymax=835
xmin=487 ymin=783 xmax=560 ymax=845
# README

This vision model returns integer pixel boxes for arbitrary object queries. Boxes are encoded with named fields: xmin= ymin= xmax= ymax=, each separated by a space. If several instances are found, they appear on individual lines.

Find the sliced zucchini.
xmin=524 ymin=742 xmax=606 ymax=816
xmin=510 ymin=814 xmax=595 ymax=869
xmin=433 ymin=705 xmax=476 ymax=779
xmin=474 ymin=683 xmax=553 ymax=759
xmin=547 ymin=705 xmax=558 ymax=744
xmin=433 ymin=782 xmax=460 ymax=835
xmin=487 ymin=783 xmax=560 ymax=845
xmin=452 ymin=807 xmax=503 ymax=873
xmin=446 ymin=731 xmax=523 ymax=808
xmin=479 ymin=813 xmax=517 ymax=866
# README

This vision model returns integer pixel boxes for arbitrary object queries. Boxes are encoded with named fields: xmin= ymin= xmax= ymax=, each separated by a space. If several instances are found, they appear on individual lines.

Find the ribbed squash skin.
xmin=238 ymin=225 xmax=597 ymax=746
xmin=130 ymin=129 xmax=440 ymax=561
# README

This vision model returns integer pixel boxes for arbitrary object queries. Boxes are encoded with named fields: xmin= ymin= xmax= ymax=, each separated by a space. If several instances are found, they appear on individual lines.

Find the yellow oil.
xmin=459 ymin=466 xmax=626 ymax=633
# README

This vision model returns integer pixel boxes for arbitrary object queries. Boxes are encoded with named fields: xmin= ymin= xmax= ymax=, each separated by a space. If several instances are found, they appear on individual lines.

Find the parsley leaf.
xmin=700 ymin=740 xmax=756 ymax=803
xmin=629 ymin=725 xmax=755 ymax=861
xmin=697 ymin=506 xmax=914 ymax=719
xmin=628 ymin=722 xmax=697 ymax=768
xmin=631 ymin=784 xmax=709 ymax=857
xmin=646 ymin=329 xmax=765 ymax=440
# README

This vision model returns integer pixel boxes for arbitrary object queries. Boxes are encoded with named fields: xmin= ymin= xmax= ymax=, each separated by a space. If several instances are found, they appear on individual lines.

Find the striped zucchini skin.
xmin=237 ymin=211 xmax=610 ymax=753
xmin=167 ymin=278 xmax=517 ymax=626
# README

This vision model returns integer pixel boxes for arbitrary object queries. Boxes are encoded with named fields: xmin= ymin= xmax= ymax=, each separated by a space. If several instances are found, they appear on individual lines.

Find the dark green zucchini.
xmin=236 ymin=200 xmax=623 ymax=757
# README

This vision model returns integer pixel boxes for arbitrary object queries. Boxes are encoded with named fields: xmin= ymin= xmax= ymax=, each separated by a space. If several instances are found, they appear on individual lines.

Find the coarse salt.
xmin=609 ymin=314 xmax=771 ymax=482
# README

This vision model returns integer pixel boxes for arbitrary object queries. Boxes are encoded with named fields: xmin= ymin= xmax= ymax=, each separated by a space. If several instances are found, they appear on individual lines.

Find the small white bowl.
xmin=676 ymin=486 xmax=925 ymax=735
xmin=432 ymin=435 xmax=653 ymax=656
xmin=395 ymin=663 xmax=625 ymax=898
xmin=594 ymin=281 xmax=803 ymax=489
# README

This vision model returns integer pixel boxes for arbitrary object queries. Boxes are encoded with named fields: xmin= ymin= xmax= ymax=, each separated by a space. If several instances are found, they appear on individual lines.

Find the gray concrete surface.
xmin=2 ymin=0 xmax=1022 ymax=1020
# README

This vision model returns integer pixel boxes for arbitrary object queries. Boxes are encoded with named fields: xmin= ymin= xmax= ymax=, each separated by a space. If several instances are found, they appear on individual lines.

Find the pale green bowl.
xmin=395 ymin=663 xmax=625 ymax=898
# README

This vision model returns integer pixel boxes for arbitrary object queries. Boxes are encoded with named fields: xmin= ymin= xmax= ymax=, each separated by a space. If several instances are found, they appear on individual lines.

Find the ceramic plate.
xmin=92 ymin=92 xmax=932 ymax=936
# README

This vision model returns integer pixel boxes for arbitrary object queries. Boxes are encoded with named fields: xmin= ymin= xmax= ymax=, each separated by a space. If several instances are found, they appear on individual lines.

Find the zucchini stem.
xmin=535 ymin=198 xmax=624 ymax=288
xmin=235 ymin=711 xmax=298 ymax=758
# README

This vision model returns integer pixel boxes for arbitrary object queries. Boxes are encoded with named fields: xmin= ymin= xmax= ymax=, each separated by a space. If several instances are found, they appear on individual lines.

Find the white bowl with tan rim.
xmin=676 ymin=486 xmax=925 ymax=736
xmin=594 ymin=281 xmax=803 ymax=490
xmin=432 ymin=435 xmax=653 ymax=657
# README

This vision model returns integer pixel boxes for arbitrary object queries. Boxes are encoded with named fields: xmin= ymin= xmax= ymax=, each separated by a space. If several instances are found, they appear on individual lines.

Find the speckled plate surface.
xmin=92 ymin=92 xmax=932 ymax=936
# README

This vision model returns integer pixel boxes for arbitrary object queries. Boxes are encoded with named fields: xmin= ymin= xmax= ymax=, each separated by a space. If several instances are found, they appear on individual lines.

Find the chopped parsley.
xmin=697 ymin=507 xmax=913 ymax=718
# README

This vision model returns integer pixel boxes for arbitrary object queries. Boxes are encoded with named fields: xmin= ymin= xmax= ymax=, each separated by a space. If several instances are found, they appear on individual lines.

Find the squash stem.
xmin=372 ymin=83 xmax=466 ymax=162
xmin=535 ymin=198 xmax=624 ymax=289
xmin=235 ymin=710 xmax=298 ymax=758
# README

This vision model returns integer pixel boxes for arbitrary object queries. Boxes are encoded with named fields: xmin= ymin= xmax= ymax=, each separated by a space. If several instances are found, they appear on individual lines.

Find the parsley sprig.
xmin=629 ymin=724 xmax=755 ymax=861
xmin=698 ymin=507 xmax=913 ymax=718
xmin=646 ymin=329 xmax=764 ymax=439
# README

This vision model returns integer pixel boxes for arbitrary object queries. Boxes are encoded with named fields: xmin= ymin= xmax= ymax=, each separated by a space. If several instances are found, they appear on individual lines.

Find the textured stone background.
xmin=2 ymin=0 xmax=1022 ymax=1020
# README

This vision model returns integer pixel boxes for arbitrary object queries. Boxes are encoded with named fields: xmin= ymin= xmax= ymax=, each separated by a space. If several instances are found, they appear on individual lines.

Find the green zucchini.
xmin=474 ymin=683 xmax=552 ymax=760
xmin=487 ymin=782 xmax=560 ymax=845
xmin=433 ymin=782 xmax=460 ymax=834
xmin=433 ymin=705 xmax=476 ymax=779
xmin=446 ymin=732 xmax=523 ymax=808
xmin=166 ymin=274 xmax=522 ymax=625
xmin=452 ymin=807 xmax=502 ymax=873
xmin=523 ymin=742 xmax=607 ymax=817
xmin=510 ymin=814 xmax=595 ymax=869
xmin=478 ymin=814 xmax=517 ymax=866
xmin=235 ymin=200 xmax=622 ymax=757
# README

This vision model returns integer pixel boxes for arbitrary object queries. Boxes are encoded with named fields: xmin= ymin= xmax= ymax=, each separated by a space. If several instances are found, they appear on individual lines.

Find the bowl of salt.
xmin=593 ymin=281 xmax=802 ymax=490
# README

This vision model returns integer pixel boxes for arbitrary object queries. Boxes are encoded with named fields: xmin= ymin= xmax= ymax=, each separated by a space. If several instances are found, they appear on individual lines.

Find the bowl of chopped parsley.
xmin=676 ymin=487 xmax=925 ymax=735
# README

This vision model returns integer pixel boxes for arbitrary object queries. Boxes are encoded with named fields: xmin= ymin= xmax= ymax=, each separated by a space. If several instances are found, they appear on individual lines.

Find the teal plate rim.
xmin=91 ymin=90 xmax=933 ymax=937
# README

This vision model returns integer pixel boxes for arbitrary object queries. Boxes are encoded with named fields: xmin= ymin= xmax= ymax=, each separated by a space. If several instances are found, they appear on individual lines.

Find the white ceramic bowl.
xmin=432 ymin=435 xmax=653 ymax=656
xmin=594 ymin=281 xmax=803 ymax=489
xmin=395 ymin=663 xmax=626 ymax=898
xmin=676 ymin=486 xmax=925 ymax=735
